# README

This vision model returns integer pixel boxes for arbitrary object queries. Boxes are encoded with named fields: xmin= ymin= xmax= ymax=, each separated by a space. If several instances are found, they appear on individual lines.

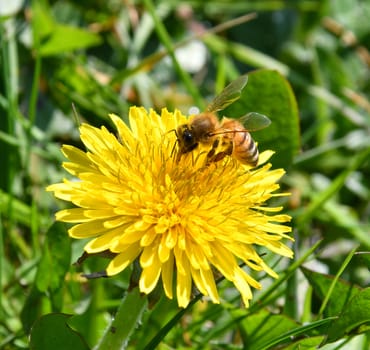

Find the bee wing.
xmin=238 ymin=112 xmax=271 ymax=131
xmin=206 ymin=75 xmax=248 ymax=113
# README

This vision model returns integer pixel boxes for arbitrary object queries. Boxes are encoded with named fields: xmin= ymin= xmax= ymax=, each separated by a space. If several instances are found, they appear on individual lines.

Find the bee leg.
xmin=224 ymin=139 xmax=233 ymax=156
xmin=206 ymin=138 xmax=219 ymax=161
xmin=175 ymin=142 xmax=198 ymax=163
xmin=213 ymin=141 xmax=233 ymax=162
xmin=206 ymin=138 xmax=233 ymax=164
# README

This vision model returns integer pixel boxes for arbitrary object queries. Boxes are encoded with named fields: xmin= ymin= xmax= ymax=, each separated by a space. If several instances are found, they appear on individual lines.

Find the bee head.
xmin=177 ymin=124 xmax=198 ymax=153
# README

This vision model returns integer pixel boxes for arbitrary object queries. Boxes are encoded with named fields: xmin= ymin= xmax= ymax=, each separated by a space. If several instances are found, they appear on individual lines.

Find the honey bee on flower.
xmin=175 ymin=75 xmax=271 ymax=167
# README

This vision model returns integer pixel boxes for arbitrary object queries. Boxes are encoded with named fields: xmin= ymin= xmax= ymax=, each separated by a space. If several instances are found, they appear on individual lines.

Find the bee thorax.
xmin=190 ymin=113 xmax=220 ymax=143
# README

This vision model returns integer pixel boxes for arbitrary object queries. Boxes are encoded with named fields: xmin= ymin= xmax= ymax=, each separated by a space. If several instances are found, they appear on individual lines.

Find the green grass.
xmin=1 ymin=0 xmax=369 ymax=349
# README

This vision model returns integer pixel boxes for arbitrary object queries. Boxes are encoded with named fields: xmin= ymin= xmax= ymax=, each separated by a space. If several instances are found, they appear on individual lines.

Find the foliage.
xmin=1 ymin=0 xmax=369 ymax=349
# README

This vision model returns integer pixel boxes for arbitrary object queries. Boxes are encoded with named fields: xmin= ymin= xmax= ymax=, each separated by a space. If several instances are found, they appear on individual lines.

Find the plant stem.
xmin=94 ymin=288 xmax=147 ymax=350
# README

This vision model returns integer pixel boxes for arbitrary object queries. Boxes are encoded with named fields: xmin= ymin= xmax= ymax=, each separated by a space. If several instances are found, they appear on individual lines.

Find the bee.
xmin=176 ymin=75 xmax=271 ymax=167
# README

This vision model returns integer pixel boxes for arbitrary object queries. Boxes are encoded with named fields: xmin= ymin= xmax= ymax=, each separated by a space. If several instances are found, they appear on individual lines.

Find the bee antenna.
xmin=167 ymin=129 xmax=179 ymax=159
xmin=171 ymin=138 xmax=179 ymax=159
xmin=167 ymin=128 xmax=178 ymax=137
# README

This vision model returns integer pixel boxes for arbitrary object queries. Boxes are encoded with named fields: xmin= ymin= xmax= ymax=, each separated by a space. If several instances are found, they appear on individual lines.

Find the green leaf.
xmin=20 ymin=286 xmax=46 ymax=334
xmin=21 ymin=223 xmax=71 ymax=332
xmin=325 ymin=288 xmax=370 ymax=344
xmin=223 ymin=69 xmax=300 ymax=168
xmin=39 ymin=24 xmax=102 ymax=56
xmin=263 ymin=318 xmax=335 ymax=350
xmin=31 ymin=0 xmax=101 ymax=56
xmin=30 ymin=313 xmax=90 ymax=350
xmin=283 ymin=336 xmax=325 ymax=349
xmin=31 ymin=0 xmax=55 ymax=39
xmin=239 ymin=309 xmax=334 ymax=350
xmin=36 ymin=222 xmax=71 ymax=292
xmin=301 ymin=267 xmax=362 ymax=317
xmin=239 ymin=309 xmax=298 ymax=350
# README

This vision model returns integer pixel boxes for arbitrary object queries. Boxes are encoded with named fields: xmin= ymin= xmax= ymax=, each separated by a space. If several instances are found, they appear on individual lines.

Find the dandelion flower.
xmin=47 ymin=106 xmax=293 ymax=308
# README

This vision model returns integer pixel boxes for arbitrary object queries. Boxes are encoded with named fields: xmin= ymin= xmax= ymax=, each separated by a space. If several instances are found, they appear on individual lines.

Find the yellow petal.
xmin=140 ymin=241 xmax=159 ymax=268
xmin=69 ymin=220 xmax=109 ymax=238
xmin=84 ymin=229 xmax=121 ymax=253
xmin=106 ymin=243 xmax=141 ymax=276
xmin=139 ymin=253 xmax=161 ymax=294
xmin=161 ymin=253 xmax=174 ymax=299
xmin=199 ymin=268 xmax=220 ymax=304
xmin=176 ymin=257 xmax=192 ymax=308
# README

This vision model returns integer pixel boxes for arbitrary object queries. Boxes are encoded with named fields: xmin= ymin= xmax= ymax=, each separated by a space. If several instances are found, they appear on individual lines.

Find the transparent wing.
xmin=238 ymin=112 xmax=271 ymax=131
xmin=206 ymin=75 xmax=248 ymax=113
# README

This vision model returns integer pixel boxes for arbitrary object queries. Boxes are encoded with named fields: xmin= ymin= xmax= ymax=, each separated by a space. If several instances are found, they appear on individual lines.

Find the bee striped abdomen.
xmin=233 ymin=131 xmax=258 ymax=166
xmin=220 ymin=119 xmax=259 ymax=167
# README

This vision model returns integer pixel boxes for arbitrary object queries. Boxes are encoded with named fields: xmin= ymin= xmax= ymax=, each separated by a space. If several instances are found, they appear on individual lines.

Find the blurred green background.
xmin=1 ymin=0 xmax=369 ymax=349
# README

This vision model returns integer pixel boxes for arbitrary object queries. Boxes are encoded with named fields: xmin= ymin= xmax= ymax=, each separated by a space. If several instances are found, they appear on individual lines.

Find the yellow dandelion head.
xmin=47 ymin=106 xmax=293 ymax=308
